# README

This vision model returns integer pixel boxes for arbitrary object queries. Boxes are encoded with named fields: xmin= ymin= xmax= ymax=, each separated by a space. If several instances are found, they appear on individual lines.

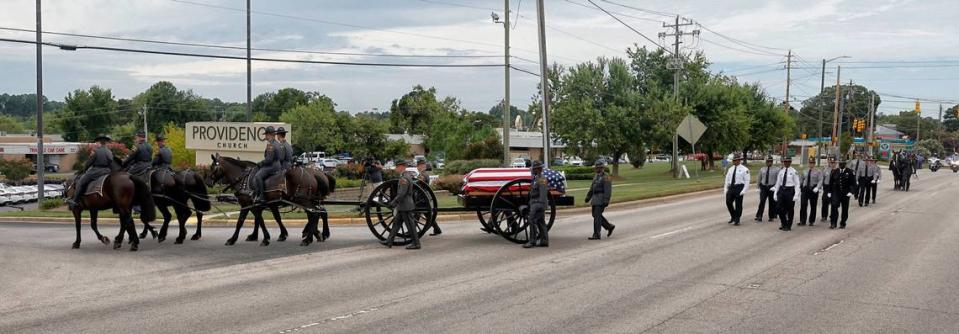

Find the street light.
xmin=492 ymin=3 xmax=511 ymax=166
xmin=817 ymin=55 xmax=851 ymax=165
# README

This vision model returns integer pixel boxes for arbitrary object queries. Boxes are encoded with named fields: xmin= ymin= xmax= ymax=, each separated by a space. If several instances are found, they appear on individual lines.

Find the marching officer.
xmin=820 ymin=157 xmax=836 ymax=222
xmin=252 ymin=126 xmax=280 ymax=204
xmin=152 ymin=133 xmax=173 ymax=169
xmin=122 ymin=129 xmax=153 ymax=176
xmin=383 ymin=160 xmax=421 ymax=250
xmin=829 ymin=159 xmax=857 ymax=229
xmin=773 ymin=156 xmax=801 ymax=231
xmin=524 ymin=161 xmax=549 ymax=248
xmin=586 ymin=159 xmax=615 ymax=239
xmin=857 ymin=155 xmax=876 ymax=207
xmin=798 ymin=158 xmax=823 ymax=226
xmin=416 ymin=159 xmax=442 ymax=236
xmin=68 ymin=134 xmax=116 ymax=209
xmin=723 ymin=153 xmax=750 ymax=226
xmin=276 ymin=127 xmax=294 ymax=170
xmin=852 ymin=153 xmax=867 ymax=202
xmin=755 ymin=156 xmax=779 ymax=222
xmin=868 ymin=158 xmax=880 ymax=204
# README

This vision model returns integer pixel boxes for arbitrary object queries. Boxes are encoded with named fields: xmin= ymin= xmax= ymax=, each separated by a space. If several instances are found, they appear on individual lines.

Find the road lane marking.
xmin=650 ymin=226 xmax=697 ymax=240
xmin=814 ymin=240 xmax=844 ymax=255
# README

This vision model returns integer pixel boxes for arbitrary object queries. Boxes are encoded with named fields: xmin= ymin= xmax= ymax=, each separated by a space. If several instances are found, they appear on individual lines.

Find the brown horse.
xmin=65 ymin=172 xmax=155 ymax=251
xmin=204 ymin=154 xmax=334 ymax=246
xmin=150 ymin=168 xmax=211 ymax=244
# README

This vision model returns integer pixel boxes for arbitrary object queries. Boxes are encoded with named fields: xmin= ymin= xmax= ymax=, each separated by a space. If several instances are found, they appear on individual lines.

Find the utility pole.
xmin=916 ymin=101 xmax=921 ymax=144
xmin=938 ymin=104 xmax=943 ymax=142
xmin=868 ymin=93 xmax=875 ymax=152
xmin=535 ymin=0 xmax=550 ymax=168
xmin=246 ymin=0 xmax=252 ymax=121
xmin=141 ymin=105 xmax=149 ymax=137
xmin=503 ymin=0 xmax=511 ymax=165
xmin=831 ymin=66 xmax=841 ymax=153
xmin=817 ymin=59 xmax=826 ymax=165
xmin=783 ymin=50 xmax=792 ymax=157
xmin=35 ymin=0 xmax=45 ymax=202
xmin=660 ymin=15 xmax=698 ymax=178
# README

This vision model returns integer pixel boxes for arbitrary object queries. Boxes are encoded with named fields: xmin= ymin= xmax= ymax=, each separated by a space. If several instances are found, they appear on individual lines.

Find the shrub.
xmin=433 ymin=174 xmax=465 ymax=195
xmin=335 ymin=178 xmax=363 ymax=189
xmin=0 ymin=158 xmax=33 ymax=184
xmin=462 ymin=135 xmax=504 ymax=160
xmin=73 ymin=142 xmax=130 ymax=170
xmin=442 ymin=159 xmax=502 ymax=175
xmin=333 ymin=164 xmax=364 ymax=180
xmin=40 ymin=198 xmax=64 ymax=210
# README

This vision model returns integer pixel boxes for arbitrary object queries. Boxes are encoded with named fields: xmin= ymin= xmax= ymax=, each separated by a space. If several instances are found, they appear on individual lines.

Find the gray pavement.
xmin=1 ymin=170 xmax=958 ymax=333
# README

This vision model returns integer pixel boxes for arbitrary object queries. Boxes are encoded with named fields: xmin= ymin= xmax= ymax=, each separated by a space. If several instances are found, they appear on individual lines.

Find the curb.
xmin=0 ymin=187 xmax=724 ymax=227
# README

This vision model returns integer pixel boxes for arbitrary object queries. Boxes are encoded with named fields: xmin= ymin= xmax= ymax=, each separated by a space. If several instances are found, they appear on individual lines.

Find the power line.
xmin=600 ymin=0 xmax=678 ymax=17
xmin=509 ymin=65 xmax=540 ymax=77
xmin=0 ymin=37 xmax=504 ymax=68
xmin=561 ymin=0 xmax=664 ymax=23
xmin=585 ymin=0 xmax=672 ymax=55
xmin=0 ymin=26 xmax=502 ymax=59
xmin=699 ymin=38 xmax=783 ymax=58
xmin=417 ymin=0 xmax=493 ymax=11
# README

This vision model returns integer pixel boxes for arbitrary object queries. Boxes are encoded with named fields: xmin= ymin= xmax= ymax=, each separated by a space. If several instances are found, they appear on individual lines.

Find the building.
xmin=876 ymin=124 xmax=906 ymax=140
xmin=497 ymin=129 xmax=566 ymax=161
xmin=0 ymin=133 xmax=80 ymax=172
xmin=385 ymin=134 xmax=425 ymax=157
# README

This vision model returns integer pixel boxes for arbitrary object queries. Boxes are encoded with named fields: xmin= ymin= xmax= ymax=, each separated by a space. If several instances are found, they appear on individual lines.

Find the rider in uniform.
xmin=68 ymin=134 xmax=115 ymax=209
xmin=383 ymin=160 xmax=421 ymax=250
xmin=586 ymin=159 xmax=615 ymax=239
xmin=253 ymin=126 xmax=280 ymax=204
xmin=416 ymin=159 xmax=442 ymax=236
xmin=276 ymin=127 xmax=294 ymax=171
xmin=123 ymin=129 xmax=153 ymax=176
xmin=152 ymin=133 xmax=173 ymax=170
xmin=524 ymin=161 xmax=550 ymax=248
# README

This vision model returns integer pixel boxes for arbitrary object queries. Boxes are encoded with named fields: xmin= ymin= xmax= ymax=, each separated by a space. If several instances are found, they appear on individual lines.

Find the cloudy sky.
xmin=1 ymin=0 xmax=957 ymax=117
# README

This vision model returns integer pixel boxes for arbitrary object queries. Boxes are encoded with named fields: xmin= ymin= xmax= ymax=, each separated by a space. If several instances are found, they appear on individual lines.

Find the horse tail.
xmin=188 ymin=171 xmax=211 ymax=212
xmin=131 ymin=176 xmax=156 ymax=222
xmin=312 ymin=170 xmax=335 ymax=197
xmin=325 ymin=171 xmax=336 ymax=194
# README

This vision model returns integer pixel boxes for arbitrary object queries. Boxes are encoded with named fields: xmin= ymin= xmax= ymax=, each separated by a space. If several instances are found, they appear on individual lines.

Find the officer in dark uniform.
xmin=68 ymin=134 xmax=116 ymax=209
xmin=586 ymin=159 xmax=615 ymax=239
xmin=755 ymin=156 xmax=779 ymax=222
xmin=773 ymin=156 xmax=800 ymax=231
xmin=152 ymin=133 xmax=173 ymax=169
xmin=857 ymin=154 xmax=875 ymax=207
xmin=524 ymin=161 xmax=549 ymax=248
xmin=416 ymin=159 xmax=442 ymax=236
xmin=123 ymin=129 xmax=153 ymax=176
xmin=829 ymin=159 xmax=857 ymax=229
xmin=798 ymin=158 xmax=823 ymax=226
xmin=383 ymin=160 xmax=421 ymax=250
xmin=276 ymin=127 xmax=294 ymax=170
xmin=253 ymin=126 xmax=280 ymax=204
xmin=820 ymin=157 xmax=836 ymax=222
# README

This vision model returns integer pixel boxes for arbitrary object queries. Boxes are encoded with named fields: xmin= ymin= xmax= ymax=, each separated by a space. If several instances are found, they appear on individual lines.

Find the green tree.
xmin=742 ymin=83 xmax=794 ymax=156
xmin=383 ymin=139 xmax=409 ymax=160
xmin=917 ymin=139 xmax=945 ymax=157
xmin=278 ymin=95 xmax=342 ymax=153
xmin=0 ymin=93 xmax=63 ymax=119
xmin=798 ymin=85 xmax=880 ymax=136
xmin=162 ymin=123 xmax=195 ymax=168
xmin=135 ymin=81 xmax=211 ymax=133
xmin=0 ymin=114 xmax=25 ymax=133
xmin=349 ymin=114 xmax=389 ymax=159
xmin=0 ymin=158 xmax=32 ymax=185
xmin=56 ymin=86 xmax=119 ymax=142
xmin=942 ymin=105 xmax=959 ymax=132
xmin=252 ymin=88 xmax=312 ymax=121
xmin=389 ymin=85 xmax=442 ymax=135
xmin=488 ymin=99 xmax=529 ymax=129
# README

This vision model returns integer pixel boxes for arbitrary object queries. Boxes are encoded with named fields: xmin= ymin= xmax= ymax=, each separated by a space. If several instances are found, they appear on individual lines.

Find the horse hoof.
xmin=300 ymin=240 xmax=312 ymax=247
xmin=130 ymin=244 xmax=139 ymax=252
xmin=138 ymin=233 xmax=147 ymax=239
xmin=278 ymin=235 xmax=287 ymax=242
xmin=174 ymin=238 xmax=184 ymax=245
xmin=245 ymin=235 xmax=258 ymax=242
xmin=72 ymin=242 xmax=80 ymax=249
xmin=100 ymin=236 xmax=110 ymax=244
xmin=158 ymin=237 xmax=166 ymax=243
xmin=191 ymin=234 xmax=201 ymax=241
xmin=260 ymin=240 xmax=270 ymax=247
xmin=113 ymin=243 xmax=122 ymax=250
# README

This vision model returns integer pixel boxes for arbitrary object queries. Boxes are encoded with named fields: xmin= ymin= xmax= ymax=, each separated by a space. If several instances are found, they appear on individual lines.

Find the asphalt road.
xmin=2 ymin=169 xmax=958 ymax=333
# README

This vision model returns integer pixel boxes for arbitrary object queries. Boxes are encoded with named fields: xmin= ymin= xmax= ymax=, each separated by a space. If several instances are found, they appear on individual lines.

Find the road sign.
xmin=880 ymin=143 xmax=890 ymax=151
xmin=676 ymin=114 xmax=707 ymax=144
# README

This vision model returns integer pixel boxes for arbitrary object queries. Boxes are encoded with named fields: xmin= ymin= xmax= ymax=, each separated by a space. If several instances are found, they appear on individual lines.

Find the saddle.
xmin=85 ymin=174 xmax=110 ymax=196
xmin=243 ymin=168 xmax=287 ymax=195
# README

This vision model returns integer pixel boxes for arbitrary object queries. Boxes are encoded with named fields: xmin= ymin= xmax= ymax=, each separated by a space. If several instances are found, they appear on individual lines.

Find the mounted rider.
xmin=253 ymin=126 xmax=281 ymax=204
xmin=276 ymin=127 xmax=294 ymax=171
xmin=123 ymin=129 xmax=153 ymax=177
xmin=67 ymin=134 xmax=116 ymax=209
xmin=152 ymin=133 xmax=173 ymax=170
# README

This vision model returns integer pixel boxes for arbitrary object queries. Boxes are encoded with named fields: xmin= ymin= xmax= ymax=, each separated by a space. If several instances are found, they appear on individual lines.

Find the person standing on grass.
xmin=586 ymin=159 xmax=615 ymax=240
xmin=723 ymin=153 xmax=750 ymax=226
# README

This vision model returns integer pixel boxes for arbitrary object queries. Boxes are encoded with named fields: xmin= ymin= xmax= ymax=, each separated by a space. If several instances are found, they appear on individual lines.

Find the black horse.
xmin=898 ymin=153 xmax=915 ymax=192
xmin=146 ymin=168 xmax=211 ymax=244
xmin=204 ymin=155 xmax=335 ymax=246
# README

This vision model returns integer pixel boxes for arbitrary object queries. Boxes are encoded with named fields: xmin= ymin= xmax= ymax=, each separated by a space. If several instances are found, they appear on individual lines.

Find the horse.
xmin=64 ymin=171 xmax=155 ymax=251
xmin=149 ymin=168 xmax=211 ymax=244
xmin=898 ymin=153 xmax=915 ymax=192
xmin=889 ymin=152 xmax=901 ymax=191
xmin=204 ymin=154 xmax=335 ymax=246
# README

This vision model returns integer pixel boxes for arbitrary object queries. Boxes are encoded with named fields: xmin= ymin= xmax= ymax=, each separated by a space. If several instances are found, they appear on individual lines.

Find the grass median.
xmin=0 ymin=161 xmax=761 ymax=221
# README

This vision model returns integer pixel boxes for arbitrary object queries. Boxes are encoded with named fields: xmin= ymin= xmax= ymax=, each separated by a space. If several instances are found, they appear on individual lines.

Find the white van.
xmin=297 ymin=151 xmax=326 ymax=164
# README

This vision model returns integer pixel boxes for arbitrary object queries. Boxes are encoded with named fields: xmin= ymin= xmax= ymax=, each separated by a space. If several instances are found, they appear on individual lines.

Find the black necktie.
xmin=806 ymin=169 xmax=811 ymax=188
xmin=730 ymin=166 xmax=737 ymax=188
xmin=782 ymin=168 xmax=788 ymax=187
xmin=764 ymin=168 xmax=769 ymax=185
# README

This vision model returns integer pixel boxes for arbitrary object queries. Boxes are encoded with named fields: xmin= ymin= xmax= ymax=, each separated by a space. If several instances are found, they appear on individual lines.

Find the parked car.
xmin=0 ymin=189 xmax=14 ymax=206
xmin=315 ymin=159 xmax=341 ymax=170
xmin=16 ymin=186 xmax=38 ymax=202
xmin=511 ymin=158 xmax=529 ymax=168
xmin=32 ymin=163 xmax=59 ymax=173
xmin=654 ymin=154 xmax=670 ymax=162
xmin=552 ymin=159 xmax=565 ymax=166
xmin=567 ymin=156 xmax=584 ymax=166
xmin=297 ymin=151 xmax=326 ymax=164
xmin=433 ymin=159 xmax=446 ymax=170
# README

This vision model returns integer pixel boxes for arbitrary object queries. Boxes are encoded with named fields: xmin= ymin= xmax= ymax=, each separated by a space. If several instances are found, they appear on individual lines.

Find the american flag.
xmin=461 ymin=168 xmax=566 ymax=195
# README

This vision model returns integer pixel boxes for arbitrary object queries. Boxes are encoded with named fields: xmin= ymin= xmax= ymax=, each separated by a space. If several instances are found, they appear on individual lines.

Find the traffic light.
xmin=915 ymin=100 xmax=921 ymax=114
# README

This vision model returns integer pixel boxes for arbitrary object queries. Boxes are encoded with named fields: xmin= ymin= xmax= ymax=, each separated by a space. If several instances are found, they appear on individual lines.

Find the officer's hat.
xmin=395 ymin=159 xmax=409 ymax=167
xmin=828 ymin=156 xmax=837 ymax=162
xmin=135 ymin=129 xmax=146 ymax=137
xmin=94 ymin=134 xmax=112 ymax=142
xmin=593 ymin=159 xmax=606 ymax=167
xmin=733 ymin=153 xmax=743 ymax=161
xmin=155 ymin=133 xmax=167 ymax=141
xmin=276 ymin=127 xmax=288 ymax=135
xmin=530 ymin=160 xmax=544 ymax=169
xmin=838 ymin=159 xmax=848 ymax=165
xmin=782 ymin=156 xmax=792 ymax=162
xmin=765 ymin=156 xmax=773 ymax=162
xmin=264 ymin=126 xmax=276 ymax=134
